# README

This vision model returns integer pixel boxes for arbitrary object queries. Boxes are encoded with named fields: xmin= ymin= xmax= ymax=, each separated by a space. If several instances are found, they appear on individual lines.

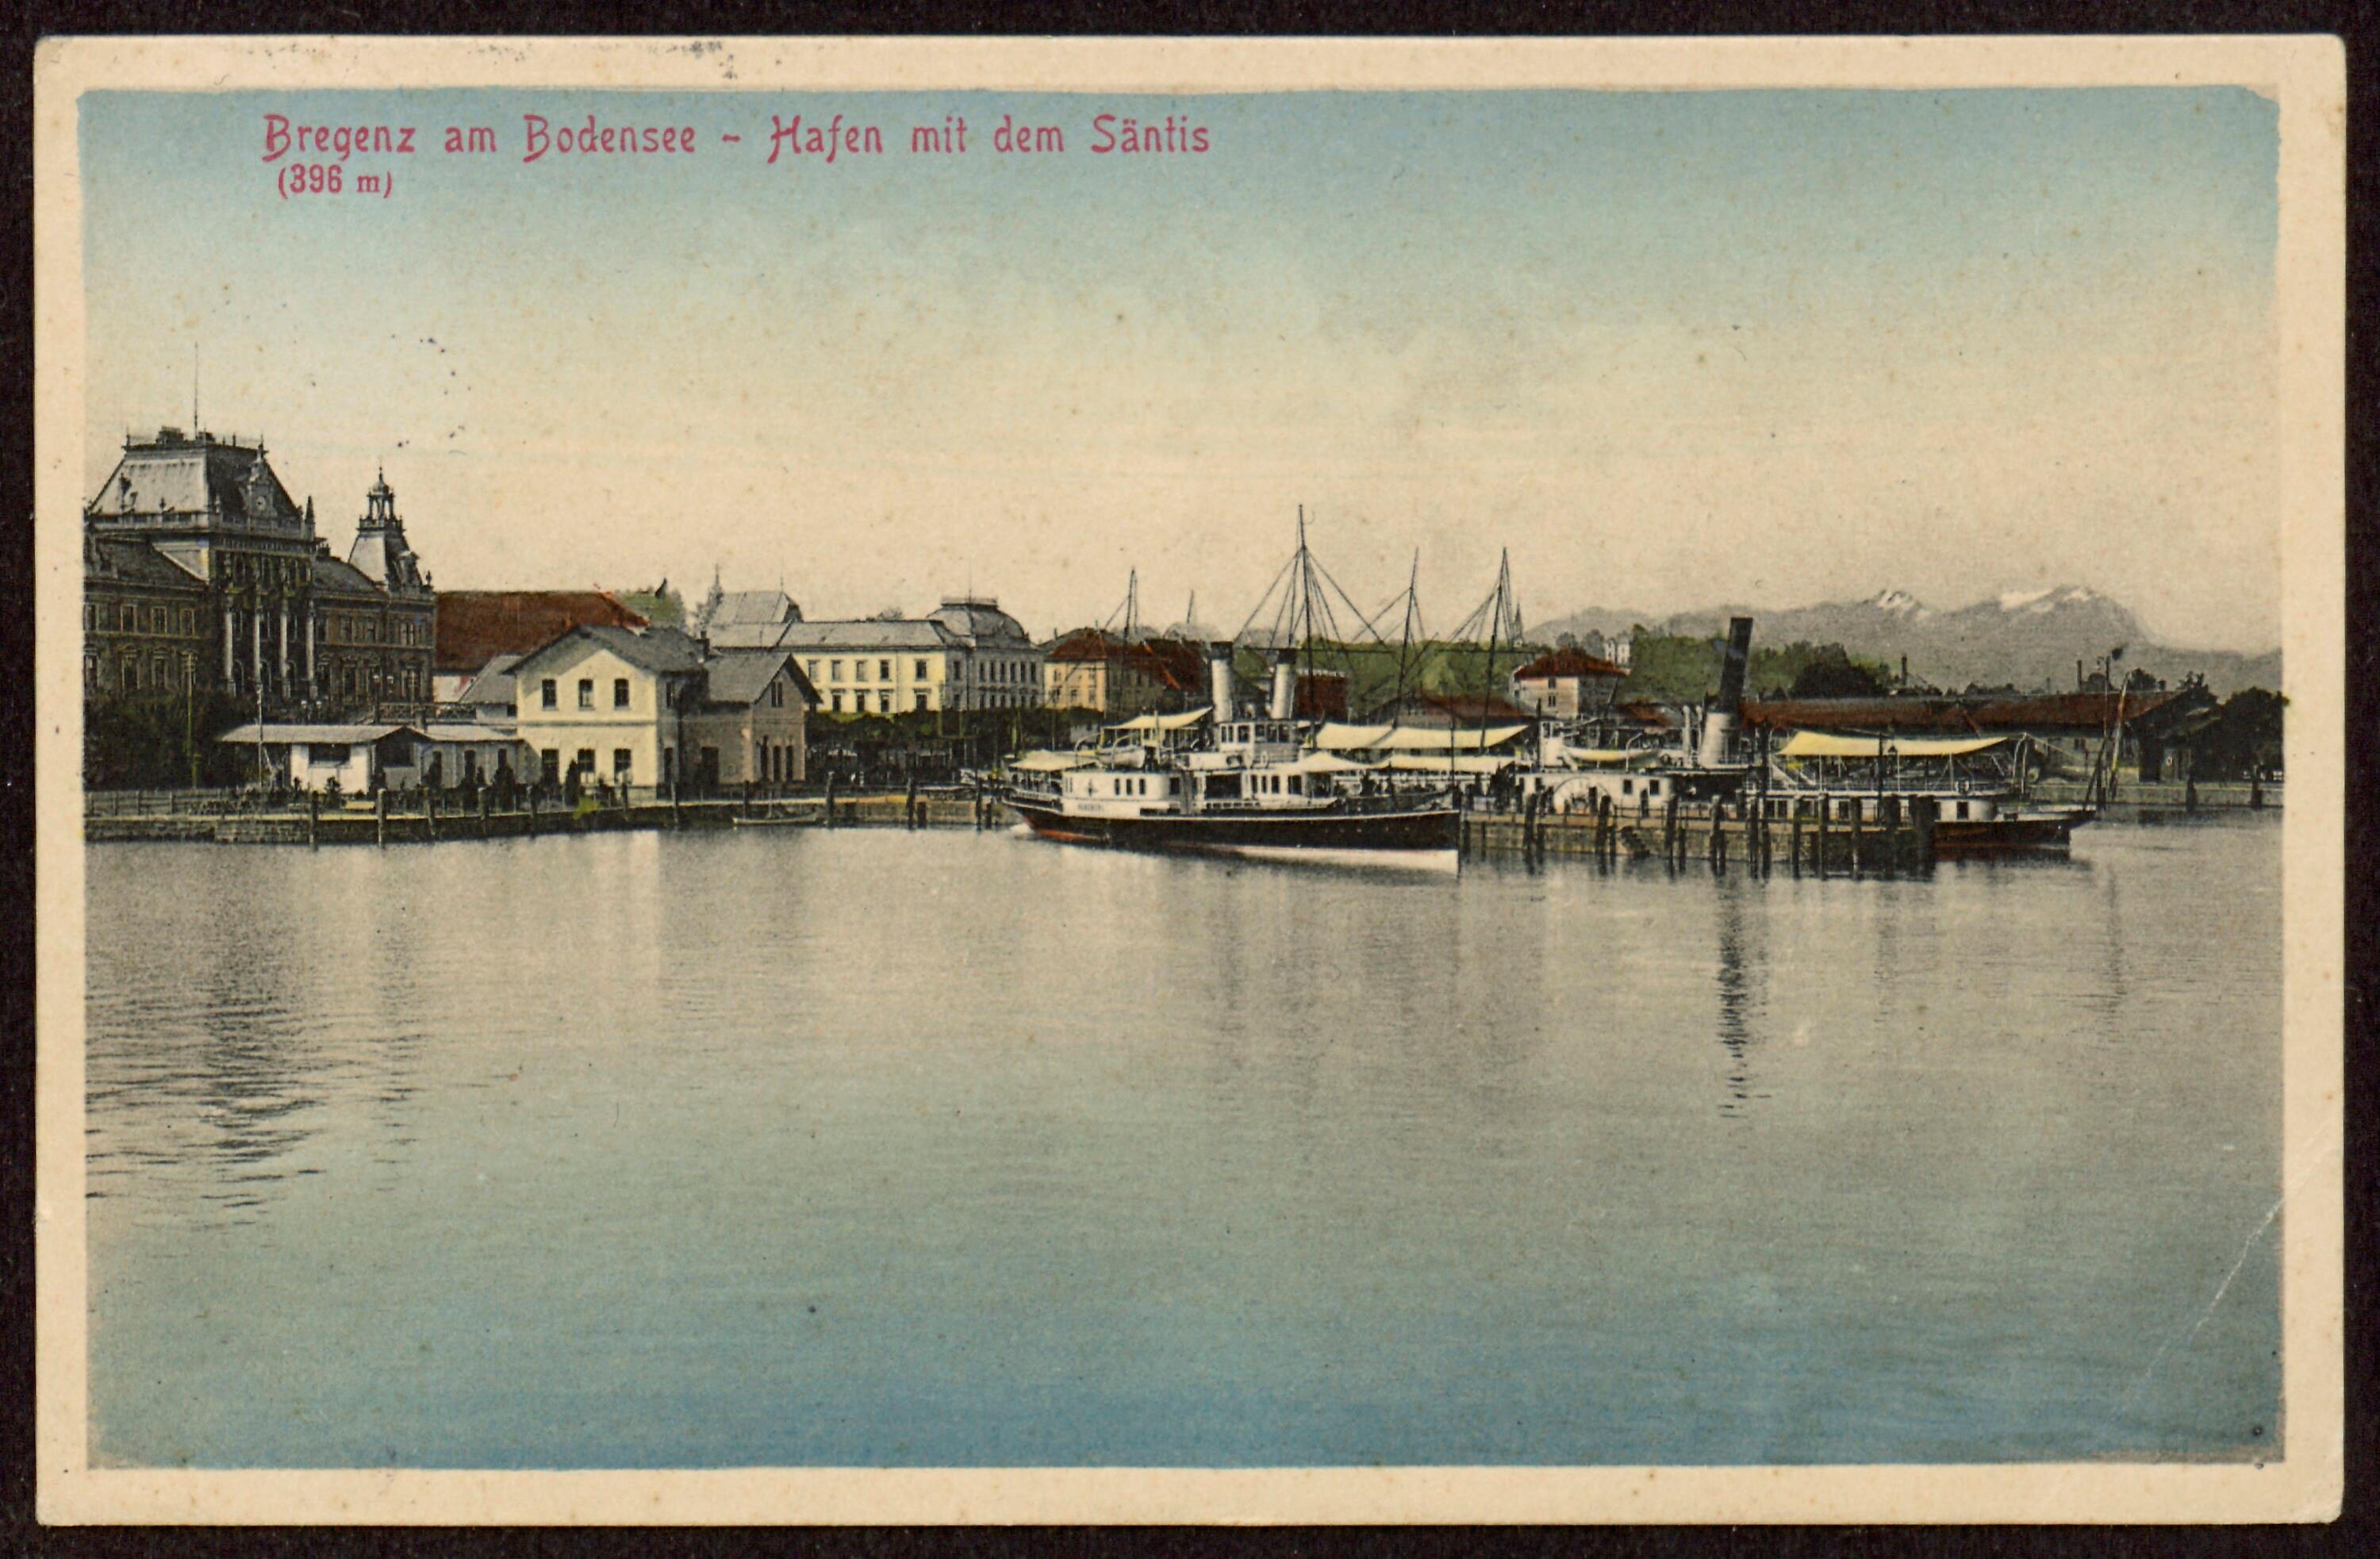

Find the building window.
xmin=831 ymin=660 xmax=843 ymax=682
xmin=574 ymin=747 xmax=596 ymax=776
xmin=770 ymin=679 xmax=785 ymax=708
xmin=119 ymin=605 xmax=134 ymax=632
xmin=613 ymin=749 xmax=632 ymax=780
xmin=877 ymin=690 xmax=891 ymax=714
xmin=181 ymin=609 xmax=194 ymax=635
xmin=878 ymin=659 xmax=891 ymax=681
xmin=539 ymin=749 xmax=559 ymax=783
xmin=806 ymin=660 xmax=820 ymax=681
xmin=578 ymin=678 xmax=594 ymax=710
xmin=831 ymin=692 xmax=843 ymax=713
xmin=613 ymin=678 xmax=630 ymax=709
xmin=914 ymin=659 xmax=928 ymax=680
xmin=539 ymin=678 xmax=558 ymax=709
xmin=854 ymin=660 xmax=869 ymax=683
xmin=914 ymin=691 xmax=928 ymax=712
xmin=1956 ymin=801 xmax=1971 ymax=820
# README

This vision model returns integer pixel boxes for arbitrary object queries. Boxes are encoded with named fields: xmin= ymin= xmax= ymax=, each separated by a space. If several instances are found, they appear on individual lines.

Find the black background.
xmin=1 ymin=3 xmax=2370 ymax=1553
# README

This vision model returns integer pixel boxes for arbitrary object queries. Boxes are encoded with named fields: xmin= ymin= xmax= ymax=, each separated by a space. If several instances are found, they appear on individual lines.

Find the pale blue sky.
xmin=82 ymin=88 xmax=2281 ymax=648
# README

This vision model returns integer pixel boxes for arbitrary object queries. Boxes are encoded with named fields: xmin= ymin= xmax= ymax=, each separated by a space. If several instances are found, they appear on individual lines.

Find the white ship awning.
xmin=1556 ymin=747 xmax=1650 ymax=767
xmin=1778 ymin=731 xmax=2008 ymax=760
xmin=1386 ymin=752 xmax=1517 ymax=775
xmin=1316 ymin=722 xmax=1529 ymax=753
xmin=1106 ymin=707 xmax=1211 ymax=733
xmin=1377 ymin=724 xmax=1529 ymax=752
xmin=1009 ymin=750 xmax=1094 ymax=773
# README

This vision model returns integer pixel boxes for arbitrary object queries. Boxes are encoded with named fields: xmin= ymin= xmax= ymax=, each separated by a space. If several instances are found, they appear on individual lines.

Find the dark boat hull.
xmin=1008 ymin=797 xmax=1461 ymax=854
xmin=1931 ymin=812 xmax=2090 ymax=857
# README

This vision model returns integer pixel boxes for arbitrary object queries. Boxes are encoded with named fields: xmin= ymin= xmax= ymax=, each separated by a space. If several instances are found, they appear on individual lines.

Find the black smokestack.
xmin=1715 ymin=616 xmax=1754 ymax=712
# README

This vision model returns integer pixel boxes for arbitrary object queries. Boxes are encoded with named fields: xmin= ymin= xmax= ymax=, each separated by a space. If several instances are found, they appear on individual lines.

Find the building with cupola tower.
xmin=81 ymin=427 xmax=438 ymax=732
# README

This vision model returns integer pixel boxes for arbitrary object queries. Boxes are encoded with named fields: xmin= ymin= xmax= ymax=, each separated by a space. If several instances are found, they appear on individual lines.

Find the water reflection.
xmin=83 ymin=819 xmax=2283 ymax=1469
xmin=1712 ymin=879 xmax=1769 ymax=1120
xmin=88 ymin=929 xmax=327 ymax=1226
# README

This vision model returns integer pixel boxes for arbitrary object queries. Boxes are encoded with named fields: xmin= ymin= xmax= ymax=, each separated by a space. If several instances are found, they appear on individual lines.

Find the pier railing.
xmin=85 ymin=787 xmax=246 ymax=817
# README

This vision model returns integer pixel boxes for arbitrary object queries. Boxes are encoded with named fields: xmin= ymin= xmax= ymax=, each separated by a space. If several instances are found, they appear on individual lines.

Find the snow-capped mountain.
xmin=1535 ymin=586 xmax=2278 ymax=695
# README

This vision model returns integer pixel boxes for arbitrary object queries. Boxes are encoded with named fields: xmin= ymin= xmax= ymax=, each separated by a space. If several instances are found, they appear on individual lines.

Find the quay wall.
xmin=88 ymin=791 xmax=1019 ymax=846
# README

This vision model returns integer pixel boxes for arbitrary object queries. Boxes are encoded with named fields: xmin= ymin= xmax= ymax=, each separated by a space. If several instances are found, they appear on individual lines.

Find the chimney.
xmin=1269 ymin=652 xmax=1296 ymax=720
xmin=1207 ymin=642 xmax=1235 ymax=717
xmin=1700 ymin=616 xmax=1753 ymax=765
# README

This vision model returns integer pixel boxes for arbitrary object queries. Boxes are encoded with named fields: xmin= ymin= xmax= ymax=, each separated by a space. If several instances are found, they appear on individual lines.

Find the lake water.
xmin=83 ymin=815 xmax=2282 ymax=1468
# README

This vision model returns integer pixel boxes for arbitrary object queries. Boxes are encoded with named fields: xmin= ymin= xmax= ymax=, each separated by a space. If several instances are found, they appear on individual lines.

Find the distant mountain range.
xmin=1534 ymin=586 xmax=2281 ymax=697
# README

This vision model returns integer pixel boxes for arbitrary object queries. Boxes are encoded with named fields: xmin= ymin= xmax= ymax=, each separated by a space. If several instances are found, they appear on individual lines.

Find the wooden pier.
xmin=1461 ymin=793 xmax=1940 ymax=876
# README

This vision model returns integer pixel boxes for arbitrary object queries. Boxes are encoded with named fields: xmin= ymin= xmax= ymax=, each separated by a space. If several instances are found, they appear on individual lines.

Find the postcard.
xmin=33 ymin=36 xmax=2344 ymax=1524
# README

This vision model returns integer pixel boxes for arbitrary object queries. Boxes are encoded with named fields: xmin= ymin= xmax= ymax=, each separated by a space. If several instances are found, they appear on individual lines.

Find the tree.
xmin=2196 ymin=688 xmax=2286 ymax=779
xmin=618 ymin=582 xmax=685 ymax=628
xmin=1787 ymin=647 xmax=1887 ymax=700
xmin=83 ymin=686 xmax=248 ymax=789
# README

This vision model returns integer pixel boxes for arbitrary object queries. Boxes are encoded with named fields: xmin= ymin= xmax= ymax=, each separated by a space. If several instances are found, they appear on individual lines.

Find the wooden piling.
xmin=374 ymin=787 xmax=388 ymax=848
xmin=478 ymin=786 xmax=491 ymax=838
xmin=426 ymin=789 xmax=437 ymax=843
xmin=1815 ymin=793 xmax=1830 ymax=878
xmin=1789 ymin=797 xmax=1803 ymax=876
xmin=1849 ymin=797 xmax=1864 ymax=877
xmin=1913 ymin=794 xmax=1937 ymax=870
xmin=307 ymin=790 xmax=319 ymax=848
xmin=1663 ymin=793 xmax=1679 ymax=866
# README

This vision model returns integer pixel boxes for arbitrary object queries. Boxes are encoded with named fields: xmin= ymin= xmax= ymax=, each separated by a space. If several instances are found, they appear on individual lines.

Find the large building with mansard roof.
xmin=82 ymin=426 xmax=437 ymax=726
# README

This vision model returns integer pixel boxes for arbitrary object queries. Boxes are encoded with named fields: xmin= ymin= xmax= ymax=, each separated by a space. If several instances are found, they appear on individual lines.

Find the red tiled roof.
xmin=1513 ymin=646 xmax=1629 ymax=680
xmin=435 ymin=590 xmax=649 ymax=674
xmin=1046 ymin=628 xmax=1131 ymax=662
xmin=1045 ymin=629 xmax=1207 ymax=692
xmin=1740 ymin=690 xmax=2185 ymax=734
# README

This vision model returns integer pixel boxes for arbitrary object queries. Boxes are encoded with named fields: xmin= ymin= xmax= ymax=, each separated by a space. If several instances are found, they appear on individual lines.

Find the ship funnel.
xmin=1269 ymin=653 xmax=1297 ymax=720
xmin=1208 ymin=643 xmax=1235 ymax=718
xmin=1701 ymin=616 xmax=1754 ymax=764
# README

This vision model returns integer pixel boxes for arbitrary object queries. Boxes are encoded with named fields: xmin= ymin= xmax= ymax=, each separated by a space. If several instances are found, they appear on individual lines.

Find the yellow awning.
xmin=1776 ymin=731 xmax=2008 ymax=760
xmin=1283 ymin=751 xmax=1380 ymax=774
xmin=1313 ymin=722 xmax=1396 ymax=751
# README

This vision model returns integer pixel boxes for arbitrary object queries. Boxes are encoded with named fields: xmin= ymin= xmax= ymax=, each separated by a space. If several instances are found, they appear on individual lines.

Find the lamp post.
xmin=183 ymin=652 xmax=198 ymax=790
